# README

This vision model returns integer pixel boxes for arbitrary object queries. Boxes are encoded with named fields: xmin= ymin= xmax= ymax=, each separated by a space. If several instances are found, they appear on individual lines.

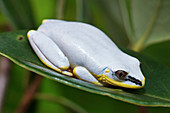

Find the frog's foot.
xmin=73 ymin=66 xmax=102 ymax=85
xmin=27 ymin=30 xmax=73 ymax=76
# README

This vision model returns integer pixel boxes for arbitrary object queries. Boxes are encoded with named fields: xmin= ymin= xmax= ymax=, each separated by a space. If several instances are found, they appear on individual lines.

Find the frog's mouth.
xmin=125 ymin=76 xmax=142 ymax=86
xmin=96 ymin=74 xmax=145 ymax=89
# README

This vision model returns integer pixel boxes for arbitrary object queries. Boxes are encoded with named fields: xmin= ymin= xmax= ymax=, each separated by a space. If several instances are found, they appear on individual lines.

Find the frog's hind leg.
xmin=27 ymin=30 xmax=72 ymax=76
xmin=73 ymin=66 xmax=102 ymax=85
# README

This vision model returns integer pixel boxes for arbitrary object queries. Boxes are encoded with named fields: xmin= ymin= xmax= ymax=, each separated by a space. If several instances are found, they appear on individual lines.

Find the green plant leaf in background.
xmin=35 ymin=78 xmax=71 ymax=113
xmin=0 ymin=30 xmax=170 ymax=107
xmin=86 ymin=0 xmax=170 ymax=69
xmin=119 ymin=0 xmax=170 ymax=51
xmin=0 ymin=0 xmax=35 ymax=29
xmin=30 ymin=0 xmax=57 ymax=27
xmin=2 ymin=64 xmax=29 ymax=113
xmin=84 ymin=0 xmax=129 ymax=47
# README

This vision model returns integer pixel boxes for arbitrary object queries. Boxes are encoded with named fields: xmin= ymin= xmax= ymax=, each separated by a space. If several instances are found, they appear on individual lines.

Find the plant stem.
xmin=139 ymin=106 xmax=147 ymax=113
xmin=57 ymin=0 xmax=66 ymax=19
xmin=14 ymin=75 xmax=42 ymax=113
xmin=35 ymin=93 xmax=88 ymax=113
xmin=0 ymin=57 xmax=11 ymax=113
xmin=131 ymin=0 xmax=162 ymax=52
xmin=76 ymin=0 xmax=83 ymax=21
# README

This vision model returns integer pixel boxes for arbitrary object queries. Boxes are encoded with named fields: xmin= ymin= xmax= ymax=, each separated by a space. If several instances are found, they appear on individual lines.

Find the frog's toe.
xmin=73 ymin=66 xmax=102 ymax=85
xmin=62 ymin=71 xmax=73 ymax=76
xmin=27 ymin=30 xmax=70 ymax=73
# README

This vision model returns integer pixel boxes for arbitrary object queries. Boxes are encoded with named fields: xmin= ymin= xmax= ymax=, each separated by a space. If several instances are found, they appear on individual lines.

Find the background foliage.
xmin=0 ymin=0 xmax=170 ymax=113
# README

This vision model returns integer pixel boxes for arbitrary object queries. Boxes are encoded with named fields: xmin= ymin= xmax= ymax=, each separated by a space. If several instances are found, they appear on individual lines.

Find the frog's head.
xmin=97 ymin=57 xmax=145 ymax=89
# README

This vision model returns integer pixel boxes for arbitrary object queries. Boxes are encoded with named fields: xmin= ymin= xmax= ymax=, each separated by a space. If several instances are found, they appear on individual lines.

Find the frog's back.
xmin=38 ymin=21 xmax=124 ymax=73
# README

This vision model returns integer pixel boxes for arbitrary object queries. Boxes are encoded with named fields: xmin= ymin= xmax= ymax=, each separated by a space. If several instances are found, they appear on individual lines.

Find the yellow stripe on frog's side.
xmin=73 ymin=67 xmax=83 ymax=79
xmin=40 ymin=56 xmax=73 ymax=76
xmin=27 ymin=30 xmax=35 ymax=38
xmin=91 ymin=81 xmax=103 ymax=86
xmin=60 ymin=66 xmax=69 ymax=70
xmin=94 ymin=74 xmax=144 ymax=89
xmin=73 ymin=67 xmax=102 ymax=86
xmin=39 ymin=57 xmax=62 ymax=73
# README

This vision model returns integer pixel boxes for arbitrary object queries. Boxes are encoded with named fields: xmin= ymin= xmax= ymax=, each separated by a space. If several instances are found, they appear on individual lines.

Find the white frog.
xmin=27 ymin=19 xmax=145 ymax=89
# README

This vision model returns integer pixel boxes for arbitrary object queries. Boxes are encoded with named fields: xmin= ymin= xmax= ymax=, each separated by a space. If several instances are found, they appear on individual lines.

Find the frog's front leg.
xmin=27 ymin=30 xmax=73 ymax=76
xmin=73 ymin=66 xmax=102 ymax=85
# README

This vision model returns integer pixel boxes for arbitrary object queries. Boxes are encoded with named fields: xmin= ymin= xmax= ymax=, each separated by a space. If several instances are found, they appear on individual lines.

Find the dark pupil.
xmin=119 ymin=72 xmax=123 ymax=77
xmin=115 ymin=70 xmax=128 ymax=80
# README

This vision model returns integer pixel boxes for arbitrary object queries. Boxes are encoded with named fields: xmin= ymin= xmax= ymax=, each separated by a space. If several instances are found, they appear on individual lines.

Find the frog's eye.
xmin=115 ymin=70 xmax=128 ymax=80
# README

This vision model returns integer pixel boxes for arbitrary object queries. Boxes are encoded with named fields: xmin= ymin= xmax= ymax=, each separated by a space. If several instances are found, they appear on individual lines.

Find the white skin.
xmin=27 ymin=19 xmax=145 ymax=89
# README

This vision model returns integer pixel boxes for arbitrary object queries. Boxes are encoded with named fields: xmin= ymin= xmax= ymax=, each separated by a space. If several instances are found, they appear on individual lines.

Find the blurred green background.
xmin=0 ymin=0 xmax=170 ymax=113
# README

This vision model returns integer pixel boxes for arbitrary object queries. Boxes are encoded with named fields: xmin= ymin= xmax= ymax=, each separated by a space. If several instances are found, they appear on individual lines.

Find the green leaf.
xmin=120 ymin=0 xmax=170 ymax=51
xmin=39 ymin=79 xmax=139 ymax=113
xmin=141 ymin=41 xmax=170 ymax=66
xmin=1 ymin=30 xmax=170 ymax=107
